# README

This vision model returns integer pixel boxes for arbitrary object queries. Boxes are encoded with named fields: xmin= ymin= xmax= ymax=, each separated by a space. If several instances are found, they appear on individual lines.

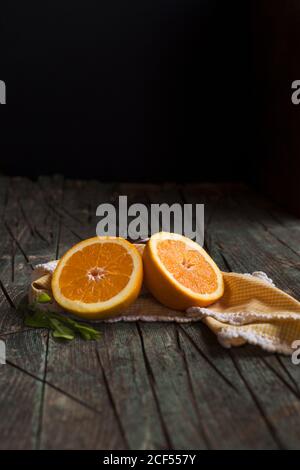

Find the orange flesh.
xmin=59 ymin=243 xmax=133 ymax=303
xmin=157 ymin=240 xmax=218 ymax=294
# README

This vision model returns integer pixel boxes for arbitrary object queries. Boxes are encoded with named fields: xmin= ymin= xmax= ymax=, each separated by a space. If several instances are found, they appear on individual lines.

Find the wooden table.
xmin=0 ymin=176 xmax=300 ymax=450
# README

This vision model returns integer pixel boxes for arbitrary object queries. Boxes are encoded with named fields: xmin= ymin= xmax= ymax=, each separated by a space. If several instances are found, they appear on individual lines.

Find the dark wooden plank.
xmin=0 ymin=329 xmax=47 ymax=449
xmin=136 ymin=323 xmax=208 ymax=449
xmin=96 ymin=323 xmax=173 ymax=449
xmin=2 ymin=177 xmax=35 ymax=284
xmin=230 ymin=346 xmax=300 ymax=449
xmin=137 ymin=321 xmax=278 ymax=449
xmin=0 ymin=328 xmax=47 ymax=379
xmin=14 ymin=176 xmax=62 ymax=264
xmin=40 ymin=323 xmax=172 ymax=450
xmin=177 ymin=324 xmax=280 ymax=449
xmin=233 ymin=185 xmax=300 ymax=254
xmin=274 ymin=354 xmax=300 ymax=397
xmin=223 ymin=190 xmax=300 ymax=297
xmin=0 ymin=285 xmax=27 ymax=335
xmin=0 ymin=177 xmax=14 ymax=282
xmin=0 ymin=176 xmax=64 ymax=334
xmin=0 ymin=176 xmax=64 ymax=449
xmin=39 ymin=337 xmax=125 ymax=450
xmin=57 ymin=179 xmax=115 ymax=255
xmin=1 ymin=176 xmax=63 ymax=285
xmin=182 ymin=183 xmax=300 ymax=449
xmin=40 ymin=384 xmax=123 ymax=450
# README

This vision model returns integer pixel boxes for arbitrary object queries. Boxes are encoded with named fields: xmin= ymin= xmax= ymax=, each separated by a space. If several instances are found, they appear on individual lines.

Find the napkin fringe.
xmin=217 ymin=327 xmax=293 ymax=355
xmin=187 ymin=307 xmax=300 ymax=325
xmin=104 ymin=315 xmax=201 ymax=323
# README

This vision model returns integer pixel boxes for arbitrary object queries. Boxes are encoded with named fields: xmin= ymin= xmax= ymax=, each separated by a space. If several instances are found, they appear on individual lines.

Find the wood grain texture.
xmin=183 ymin=183 xmax=300 ymax=449
xmin=0 ymin=177 xmax=299 ymax=449
xmin=0 ymin=329 xmax=47 ymax=449
xmin=0 ymin=176 xmax=63 ymax=448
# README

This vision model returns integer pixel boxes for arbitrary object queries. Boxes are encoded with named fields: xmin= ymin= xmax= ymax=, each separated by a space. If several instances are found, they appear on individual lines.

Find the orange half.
xmin=52 ymin=237 xmax=143 ymax=319
xmin=143 ymin=232 xmax=224 ymax=310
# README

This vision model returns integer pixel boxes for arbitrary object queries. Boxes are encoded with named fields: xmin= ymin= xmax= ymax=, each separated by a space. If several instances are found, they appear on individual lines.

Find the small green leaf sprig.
xmin=24 ymin=293 xmax=101 ymax=341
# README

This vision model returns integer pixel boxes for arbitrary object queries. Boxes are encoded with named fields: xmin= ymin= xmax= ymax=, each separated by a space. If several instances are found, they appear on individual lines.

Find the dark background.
xmin=0 ymin=0 xmax=300 ymax=212
xmin=0 ymin=0 xmax=252 ymax=181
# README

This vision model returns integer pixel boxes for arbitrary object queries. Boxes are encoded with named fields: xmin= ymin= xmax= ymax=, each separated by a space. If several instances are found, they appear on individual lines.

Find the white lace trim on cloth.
xmin=243 ymin=271 xmax=275 ymax=286
xmin=31 ymin=260 xmax=59 ymax=281
xmin=103 ymin=315 xmax=201 ymax=323
xmin=186 ymin=307 xmax=300 ymax=324
xmin=217 ymin=327 xmax=293 ymax=355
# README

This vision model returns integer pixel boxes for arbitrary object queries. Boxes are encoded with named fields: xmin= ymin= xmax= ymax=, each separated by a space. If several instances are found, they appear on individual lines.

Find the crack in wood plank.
xmin=275 ymin=355 xmax=300 ymax=396
xmin=33 ymin=226 xmax=50 ymax=244
xmin=35 ymin=175 xmax=65 ymax=447
xmin=219 ymin=251 xmax=232 ymax=272
xmin=41 ymin=199 xmax=83 ymax=243
xmin=45 ymin=199 xmax=83 ymax=227
xmin=136 ymin=323 xmax=173 ymax=449
xmin=228 ymin=350 xmax=284 ymax=449
xmin=226 ymin=194 xmax=300 ymax=271
xmin=4 ymin=222 xmax=34 ymax=270
xmin=178 ymin=325 xmax=239 ymax=393
xmin=263 ymin=226 xmax=300 ymax=260
xmin=95 ymin=349 xmax=129 ymax=449
xmin=277 ymin=355 xmax=300 ymax=387
xmin=60 ymin=204 xmax=86 ymax=225
xmin=5 ymin=357 xmax=110 ymax=417
xmin=230 ymin=192 xmax=300 ymax=261
xmin=0 ymin=279 xmax=16 ymax=309
xmin=10 ymin=237 xmax=15 ymax=283
xmin=0 ymin=328 xmax=33 ymax=337
xmin=17 ymin=197 xmax=35 ymax=238
xmin=260 ymin=357 xmax=300 ymax=400
xmin=55 ymin=218 xmax=62 ymax=260
xmin=54 ymin=181 xmax=64 ymax=260
xmin=175 ymin=327 xmax=212 ymax=449
xmin=244 ymin=209 xmax=300 ymax=261
xmin=35 ymin=331 xmax=49 ymax=450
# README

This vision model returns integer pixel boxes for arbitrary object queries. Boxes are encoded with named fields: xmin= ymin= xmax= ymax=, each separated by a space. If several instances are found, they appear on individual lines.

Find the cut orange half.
xmin=143 ymin=232 xmax=224 ymax=310
xmin=52 ymin=237 xmax=143 ymax=319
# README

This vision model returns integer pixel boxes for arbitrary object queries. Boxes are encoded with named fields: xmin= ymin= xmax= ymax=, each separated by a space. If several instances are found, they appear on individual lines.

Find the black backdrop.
xmin=0 ymin=1 xmax=252 ymax=181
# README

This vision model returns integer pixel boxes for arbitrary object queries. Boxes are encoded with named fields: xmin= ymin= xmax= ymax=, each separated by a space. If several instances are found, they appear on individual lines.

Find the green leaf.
xmin=24 ymin=303 xmax=101 ymax=342
xmin=75 ymin=325 xmax=101 ymax=340
xmin=36 ymin=292 xmax=52 ymax=304
xmin=24 ymin=309 xmax=50 ymax=328
xmin=65 ymin=320 xmax=101 ymax=340
xmin=49 ymin=318 xmax=75 ymax=341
